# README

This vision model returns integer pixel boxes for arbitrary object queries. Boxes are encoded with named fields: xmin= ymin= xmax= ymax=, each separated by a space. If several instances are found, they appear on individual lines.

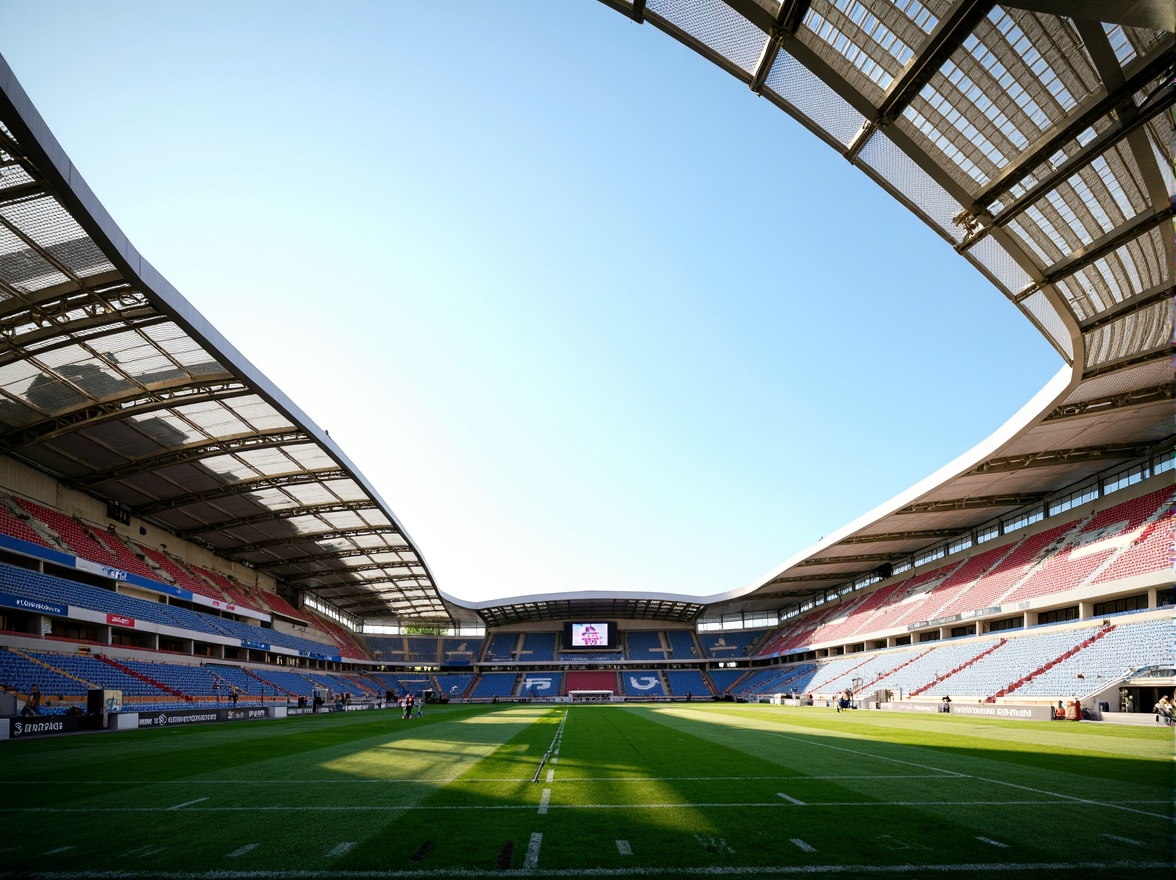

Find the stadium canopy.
xmin=0 ymin=0 xmax=1173 ymax=630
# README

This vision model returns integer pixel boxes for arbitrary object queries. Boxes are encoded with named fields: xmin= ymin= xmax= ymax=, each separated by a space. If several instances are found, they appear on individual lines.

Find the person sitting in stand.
xmin=1153 ymin=695 xmax=1175 ymax=725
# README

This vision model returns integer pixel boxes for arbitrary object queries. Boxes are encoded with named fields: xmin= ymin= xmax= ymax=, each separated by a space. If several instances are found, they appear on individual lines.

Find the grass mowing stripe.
xmin=765 ymin=730 xmax=964 ymax=777
xmin=0 ymin=773 xmax=963 ymax=784
xmin=968 ymin=774 xmax=1172 ymax=820
xmin=0 ymin=863 xmax=1170 ymax=878
xmin=8 ymin=798 xmax=1167 ymax=814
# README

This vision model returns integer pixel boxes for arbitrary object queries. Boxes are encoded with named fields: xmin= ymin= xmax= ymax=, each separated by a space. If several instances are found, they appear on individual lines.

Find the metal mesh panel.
xmin=858 ymin=132 xmax=965 ymax=241
xmin=1083 ymin=299 xmax=1170 ymax=368
xmin=763 ymin=49 xmax=866 ymax=146
xmin=798 ymin=0 xmax=942 ymax=101
xmin=0 ymin=223 xmax=69 ymax=293
xmin=0 ymin=197 xmax=113 ymax=278
xmin=1004 ymin=215 xmax=1054 ymax=266
xmin=0 ymin=162 xmax=34 ymax=191
xmin=1020 ymin=289 xmax=1073 ymax=360
xmin=647 ymin=0 xmax=768 ymax=74
xmin=1060 ymin=229 xmax=1170 ymax=321
xmin=1061 ymin=357 xmax=1173 ymax=404
xmin=965 ymin=234 xmax=1031 ymax=296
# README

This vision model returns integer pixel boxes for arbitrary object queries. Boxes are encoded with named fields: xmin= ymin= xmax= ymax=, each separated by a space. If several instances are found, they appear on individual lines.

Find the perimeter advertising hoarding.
xmin=882 ymin=702 xmax=1053 ymax=721
xmin=8 ymin=716 xmax=83 ymax=738
xmin=561 ymin=621 xmax=618 ymax=650
xmin=136 ymin=707 xmax=268 ymax=728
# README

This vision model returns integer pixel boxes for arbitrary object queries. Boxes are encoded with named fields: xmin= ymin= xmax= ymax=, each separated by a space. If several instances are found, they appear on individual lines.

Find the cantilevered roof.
xmin=0 ymin=56 xmax=447 ymax=621
xmin=584 ymin=0 xmax=1174 ymax=619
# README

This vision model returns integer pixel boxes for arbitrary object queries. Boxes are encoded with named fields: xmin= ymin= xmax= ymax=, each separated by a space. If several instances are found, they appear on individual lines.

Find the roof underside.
xmin=0 ymin=0 xmax=1173 ymax=629
xmin=0 ymin=72 xmax=447 ymax=621
xmin=594 ymin=0 xmax=1173 ymax=620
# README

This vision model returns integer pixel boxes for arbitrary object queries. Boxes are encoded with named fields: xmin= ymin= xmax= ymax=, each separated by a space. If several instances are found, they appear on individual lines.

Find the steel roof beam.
xmin=1037 ymin=207 xmax=1173 ymax=287
xmin=969 ymin=41 xmax=1175 ymax=211
xmin=844 ymin=0 xmax=996 ymax=161
xmin=967 ymin=441 xmax=1167 ymax=474
xmin=285 ymin=563 xmax=420 ymax=582
xmin=174 ymin=500 xmax=380 ymax=538
xmin=1080 ymin=282 xmax=1174 ymax=332
xmin=75 ymin=429 xmax=312 ymax=487
xmin=999 ymin=0 xmax=1175 ymax=32
xmin=838 ymin=528 xmax=970 ymax=545
xmin=0 ymin=380 xmax=247 ymax=449
xmin=1044 ymin=384 xmax=1174 ymax=420
xmin=797 ymin=551 xmax=917 ymax=567
xmin=134 ymin=468 xmax=346 ymax=515
xmin=0 ymin=310 xmax=166 ymax=368
xmin=897 ymin=493 xmax=1049 ymax=514
xmin=255 ymin=546 xmax=418 ymax=572
xmin=719 ymin=0 xmax=811 ymax=93
xmin=224 ymin=525 xmax=401 ymax=557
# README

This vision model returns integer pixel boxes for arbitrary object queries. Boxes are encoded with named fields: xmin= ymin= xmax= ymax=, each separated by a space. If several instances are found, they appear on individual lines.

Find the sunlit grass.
xmin=0 ymin=703 xmax=1170 ymax=879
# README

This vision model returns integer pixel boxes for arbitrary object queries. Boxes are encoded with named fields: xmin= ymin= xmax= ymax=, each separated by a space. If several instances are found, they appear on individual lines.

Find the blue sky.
xmin=1 ymin=2 xmax=1061 ymax=603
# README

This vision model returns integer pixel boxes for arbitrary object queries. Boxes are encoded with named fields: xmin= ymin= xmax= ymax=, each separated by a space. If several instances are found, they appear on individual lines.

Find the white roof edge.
xmin=705 ymin=361 xmax=1081 ymax=605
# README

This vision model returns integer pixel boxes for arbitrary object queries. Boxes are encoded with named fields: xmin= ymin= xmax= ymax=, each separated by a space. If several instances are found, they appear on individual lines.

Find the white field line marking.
xmin=976 ymin=837 xmax=1009 ymax=848
xmin=2 ymin=861 xmax=1170 ymax=877
xmin=167 ymin=797 xmax=209 ymax=810
xmin=5 ymin=799 xmax=1170 ymax=814
xmin=43 ymin=846 xmax=76 ymax=855
xmin=766 ymin=732 xmax=965 ymax=777
xmin=1101 ymin=834 xmax=1144 ymax=845
xmin=538 ymin=788 xmax=552 ymax=815
xmin=226 ymin=844 xmax=259 ymax=858
xmin=790 ymin=839 xmax=817 ymax=853
xmin=777 ymin=793 xmax=806 ymax=806
xmin=523 ymin=832 xmax=543 ymax=869
xmin=972 ymin=774 xmax=1172 ymax=820
xmin=546 ymin=769 xmax=555 ymax=783
xmin=616 ymin=840 xmax=632 ymax=856
xmin=120 ymin=845 xmax=165 ymax=857
xmin=770 ymin=729 xmax=1172 ymax=821
xmin=326 ymin=842 xmax=355 ymax=858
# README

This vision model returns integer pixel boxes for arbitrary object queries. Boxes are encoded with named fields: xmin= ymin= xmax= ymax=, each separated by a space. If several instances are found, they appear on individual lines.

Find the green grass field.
xmin=0 ymin=703 xmax=1171 ymax=878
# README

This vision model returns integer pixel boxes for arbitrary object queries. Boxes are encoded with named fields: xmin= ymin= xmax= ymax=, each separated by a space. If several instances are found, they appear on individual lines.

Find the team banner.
xmin=74 ymin=558 xmax=128 ymax=581
xmin=0 ymin=592 xmax=67 ymax=617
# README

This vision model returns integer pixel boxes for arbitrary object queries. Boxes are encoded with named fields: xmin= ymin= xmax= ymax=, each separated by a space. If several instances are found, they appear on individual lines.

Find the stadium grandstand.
xmin=0 ymin=1 xmax=1172 ymax=739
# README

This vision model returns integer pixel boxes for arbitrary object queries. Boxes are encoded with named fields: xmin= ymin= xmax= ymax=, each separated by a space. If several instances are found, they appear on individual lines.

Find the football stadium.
xmin=0 ymin=2 xmax=1173 ymax=878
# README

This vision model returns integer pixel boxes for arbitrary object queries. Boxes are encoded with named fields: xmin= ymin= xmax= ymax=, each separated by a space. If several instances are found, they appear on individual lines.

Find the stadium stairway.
xmin=244 ymin=669 xmax=299 ymax=698
xmin=991 ymin=625 xmax=1116 ymax=700
xmin=808 ymin=654 xmax=875 ymax=693
xmin=908 ymin=639 xmax=1007 ymax=697
xmin=97 ymin=655 xmax=186 ymax=700
xmin=852 ymin=649 xmax=933 ymax=695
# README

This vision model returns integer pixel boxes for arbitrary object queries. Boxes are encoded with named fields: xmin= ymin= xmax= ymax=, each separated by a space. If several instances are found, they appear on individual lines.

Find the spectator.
xmin=28 ymin=684 xmax=42 ymax=715
xmin=1153 ymin=695 xmax=1174 ymax=725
